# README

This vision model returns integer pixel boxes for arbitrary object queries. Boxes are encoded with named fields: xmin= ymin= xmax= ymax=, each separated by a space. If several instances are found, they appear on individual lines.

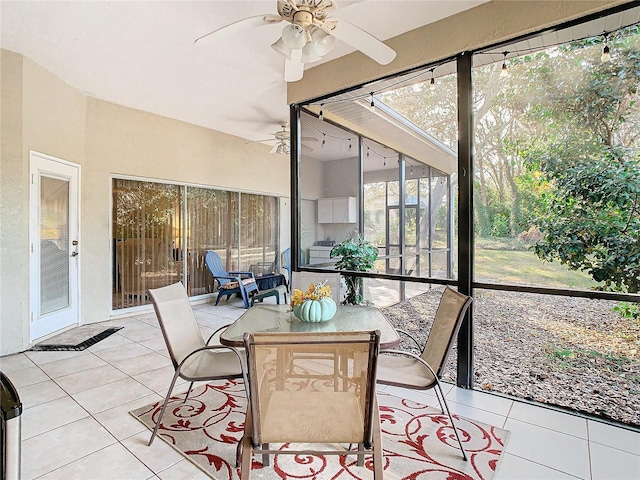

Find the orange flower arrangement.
xmin=291 ymin=280 xmax=332 ymax=307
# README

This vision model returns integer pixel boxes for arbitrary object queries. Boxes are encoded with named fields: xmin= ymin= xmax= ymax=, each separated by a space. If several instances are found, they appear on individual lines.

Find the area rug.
xmin=30 ymin=325 xmax=123 ymax=351
xmin=130 ymin=380 xmax=509 ymax=480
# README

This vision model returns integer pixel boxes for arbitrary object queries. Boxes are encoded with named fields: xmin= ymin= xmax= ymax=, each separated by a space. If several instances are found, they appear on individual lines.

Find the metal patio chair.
xmin=239 ymin=330 xmax=383 ymax=479
xmin=146 ymin=282 xmax=246 ymax=446
xmin=377 ymin=285 xmax=473 ymax=460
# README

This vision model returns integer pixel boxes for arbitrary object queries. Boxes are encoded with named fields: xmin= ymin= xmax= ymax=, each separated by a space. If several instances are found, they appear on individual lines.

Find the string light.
xmin=429 ymin=68 xmax=436 ymax=91
xmin=348 ymin=139 xmax=352 ymax=151
xmin=369 ymin=92 xmax=376 ymax=113
xmin=601 ymin=34 xmax=611 ymax=62
xmin=321 ymin=133 xmax=326 ymax=148
xmin=500 ymin=51 xmax=509 ymax=78
xmin=366 ymin=146 xmax=370 ymax=157
xmin=319 ymin=103 xmax=324 ymax=121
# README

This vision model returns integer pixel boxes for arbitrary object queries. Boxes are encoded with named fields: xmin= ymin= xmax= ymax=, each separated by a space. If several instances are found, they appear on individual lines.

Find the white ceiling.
xmin=1 ymin=0 xmax=487 ymax=147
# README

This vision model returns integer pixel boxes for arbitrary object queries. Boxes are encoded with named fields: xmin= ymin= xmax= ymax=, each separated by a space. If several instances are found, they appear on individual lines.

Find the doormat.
xmin=30 ymin=325 xmax=123 ymax=351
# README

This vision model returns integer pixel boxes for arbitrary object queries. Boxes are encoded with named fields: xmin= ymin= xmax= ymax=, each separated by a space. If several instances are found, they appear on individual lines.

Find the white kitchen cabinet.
xmin=317 ymin=196 xmax=356 ymax=223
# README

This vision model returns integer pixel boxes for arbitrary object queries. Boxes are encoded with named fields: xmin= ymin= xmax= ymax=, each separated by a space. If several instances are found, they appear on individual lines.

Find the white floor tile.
xmin=0 ymin=353 xmax=35 ymax=372
xmin=588 ymin=420 xmax=640 ymax=456
xmin=94 ymin=393 xmax=163 ymax=440
xmin=37 ymin=442 xmax=154 ymax=480
xmin=87 ymin=332 xmax=135 ymax=352
xmin=18 ymin=379 xmax=68 ymax=409
xmin=118 ymin=325 xmax=163 ymax=343
xmin=8 ymin=365 xmax=49 ymax=388
xmin=72 ymin=377 xmax=155 ymax=414
xmin=93 ymin=342 xmax=156 ymax=363
xmin=590 ymin=441 xmax=640 ymax=480
xmin=504 ymin=418 xmax=591 ymax=479
xmin=157 ymin=458 xmax=212 ymax=480
xmin=447 ymin=399 xmax=508 ymax=429
xmin=24 ymin=349 xmax=87 ymax=365
xmin=496 ymin=453 xmax=579 ymax=479
xmin=22 ymin=396 xmax=88 ymax=439
xmin=138 ymin=336 xmax=169 ymax=353
xmin=109 ymin=351 xmax=172 ymax=377
xmin=446 ymin=387 xmax=514 ymax=417
xmin=38 ymin=352 xmax=107 ymax=378
xmin=54 ymin=364 xmax=129 ymax=394
xmin=132 ymin=365 xmax=188 ymax=395
xmin=121 ymin=431 xmax=185 ymax=474
xmin=509 ymin=400 xmax=588 ymax=439
xmin=21 ymin=416 xmax=116 ymax=479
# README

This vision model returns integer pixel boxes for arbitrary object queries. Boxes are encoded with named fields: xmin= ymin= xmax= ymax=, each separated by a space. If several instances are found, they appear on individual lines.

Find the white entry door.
xmin=29 ymin=151 xmax=80 ymax=341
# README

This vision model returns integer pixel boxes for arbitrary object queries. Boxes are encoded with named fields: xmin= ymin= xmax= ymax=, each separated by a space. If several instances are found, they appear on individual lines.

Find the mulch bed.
xmin=380 ymin=286 xmax=640 ymax=429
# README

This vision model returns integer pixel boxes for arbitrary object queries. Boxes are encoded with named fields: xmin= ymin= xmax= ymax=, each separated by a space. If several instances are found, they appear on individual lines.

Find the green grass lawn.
xmin=474 ymin=248 xmax=602 ymax=289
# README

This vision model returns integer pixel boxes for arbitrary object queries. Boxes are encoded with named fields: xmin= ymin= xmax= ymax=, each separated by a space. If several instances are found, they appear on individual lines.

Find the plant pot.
xmin=292 ymin=298 xmax=337 ymax=322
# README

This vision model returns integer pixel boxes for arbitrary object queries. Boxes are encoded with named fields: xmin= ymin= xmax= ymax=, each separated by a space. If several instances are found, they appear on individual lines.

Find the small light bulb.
xmin=369 ymin=92 xmax=375 ymax=113
xmin=601 ymin=45 xmax=611 ymax=62
xmin=500 ymin=62 xmax=509 ymax=78
xmin=367 ymin=147 xmax=370 ymax=157
xmin=429 ymin=77 xmax=435 ymax=91
xmin=348 ymin=140 xmax=352 ymax=151
xmin=319 ymin=104 xmax=324 ymax=121
xmin=321 ymin=134 xmax=326 ymax=148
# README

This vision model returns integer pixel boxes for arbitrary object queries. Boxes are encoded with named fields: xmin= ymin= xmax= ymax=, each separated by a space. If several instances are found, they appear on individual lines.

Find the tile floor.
xmin=2 ymin=298 xmax=639 ymax=480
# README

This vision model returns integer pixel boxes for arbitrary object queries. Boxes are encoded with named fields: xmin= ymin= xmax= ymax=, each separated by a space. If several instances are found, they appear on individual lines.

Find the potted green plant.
xmin=330 ymin=234 xmax=378 ymax=305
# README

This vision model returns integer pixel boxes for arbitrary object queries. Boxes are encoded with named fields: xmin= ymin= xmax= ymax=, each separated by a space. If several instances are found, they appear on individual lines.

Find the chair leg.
xmin=372 ymin=396 xmax=384 ymax=479
xmin=433 ymin=378 xmax=467 ymax=461
xmin=183 ymin=381 xmax=195 ymax=403
xmin=261 ymin=443 xmax=269 ymax=466
xmin=240 ymin=408 xmax=254 ymax=479
xmin=240 ymin=287 xmax=250 ymax=309
xmin=148 ymin=370 xmax=180 ymax=446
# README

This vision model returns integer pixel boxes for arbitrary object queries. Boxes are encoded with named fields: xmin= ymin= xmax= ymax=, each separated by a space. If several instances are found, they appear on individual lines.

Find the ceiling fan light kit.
xmin=196 ymin=0 xmax=396 ymax=83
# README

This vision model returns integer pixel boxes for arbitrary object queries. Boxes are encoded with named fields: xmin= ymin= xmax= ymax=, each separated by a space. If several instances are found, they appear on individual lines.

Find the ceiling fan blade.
xmin=284 ymin=49 xmax=304 ymax=82
xmin=194 ymin=15 xmax=279 ymax=47
xmin=269 ymin=143 xmax=280 ymax=154
xmin=301 ymin=136 xmax=318 ymax=142
xmin=331 ymin=19 xmax=396 ymax=65
xmin=246 ymin=139 xmax=277 ymax=144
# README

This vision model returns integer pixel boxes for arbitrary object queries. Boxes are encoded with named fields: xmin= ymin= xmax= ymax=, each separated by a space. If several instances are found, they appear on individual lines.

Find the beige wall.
xmin=0 ymin=49 xmax=289 ymax=355
xmin=1 ymin=50 xmax=27 ymax=353
xmin=289 ymin=0 xmax=629 ymax=104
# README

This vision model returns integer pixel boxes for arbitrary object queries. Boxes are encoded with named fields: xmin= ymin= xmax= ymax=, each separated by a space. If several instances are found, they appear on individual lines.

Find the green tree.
xmin=526 ymin=39 xmax=640 ymax=293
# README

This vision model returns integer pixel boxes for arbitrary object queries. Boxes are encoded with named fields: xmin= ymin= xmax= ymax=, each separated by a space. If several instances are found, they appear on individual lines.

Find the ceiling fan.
xmin=195 ymin=0 xmax=396 ymax=82
xmin=249 ymin=122 xmax=317 ymax=154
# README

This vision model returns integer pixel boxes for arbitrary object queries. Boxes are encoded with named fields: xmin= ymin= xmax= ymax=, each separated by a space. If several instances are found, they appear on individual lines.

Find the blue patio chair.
xmin=282 ymin=248 xmax=291 ymax=291
xmin=205 ymin=251 xmax=258 ymax=309
xmin=281 ymin=247 xmax=307 ymax=292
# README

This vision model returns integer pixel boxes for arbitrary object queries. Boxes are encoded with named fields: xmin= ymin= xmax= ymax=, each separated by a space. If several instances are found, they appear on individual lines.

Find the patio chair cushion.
xmin=220 ymin=278 xmax=256 ymax=290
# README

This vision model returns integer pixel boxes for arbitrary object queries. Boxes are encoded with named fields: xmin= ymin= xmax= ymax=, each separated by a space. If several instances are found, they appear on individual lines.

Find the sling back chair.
xmin=377 ymin=285 xmax=472 ymax=460
xmin=146 ymin=281 xmax=246 ymax=446
xmin=239 ymin=330 xmax=383 ymax=479
xmin=205 ymin=250 xmax=258 ymax=309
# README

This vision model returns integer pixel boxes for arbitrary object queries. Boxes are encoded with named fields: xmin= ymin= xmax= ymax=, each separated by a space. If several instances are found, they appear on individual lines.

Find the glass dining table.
xmin=219 ymin=303 xmax=401 ymax=349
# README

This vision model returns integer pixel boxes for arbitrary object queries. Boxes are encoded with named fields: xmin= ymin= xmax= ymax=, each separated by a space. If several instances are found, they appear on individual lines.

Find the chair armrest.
xmin=394 ymin=328 xmax=423 ymax=351
xmin=228 ymin=271 xmax=255 ymax=279
xmin=379 ymin=348 xmax=438 ymax=379
xmin=177 ymin=344 xmax=247 ymax=380
xmin=205 ymin=323 xmax=232 ymax=345
xmin=214 ymin=275 xmax=241 ymax=282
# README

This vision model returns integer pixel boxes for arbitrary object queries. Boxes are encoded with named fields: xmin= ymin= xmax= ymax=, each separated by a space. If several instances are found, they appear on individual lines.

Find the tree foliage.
xmin=526 ymin=40 xmax=640 ymax=293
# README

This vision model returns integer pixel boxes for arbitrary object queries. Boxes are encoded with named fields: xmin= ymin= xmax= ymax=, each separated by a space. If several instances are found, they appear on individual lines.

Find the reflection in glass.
xmin=40 ymin=176 xmax=70 ymax=314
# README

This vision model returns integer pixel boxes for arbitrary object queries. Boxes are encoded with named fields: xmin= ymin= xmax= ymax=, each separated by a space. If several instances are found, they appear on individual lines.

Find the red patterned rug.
xmin=130 ymin=380 xmax=509 ymax=479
